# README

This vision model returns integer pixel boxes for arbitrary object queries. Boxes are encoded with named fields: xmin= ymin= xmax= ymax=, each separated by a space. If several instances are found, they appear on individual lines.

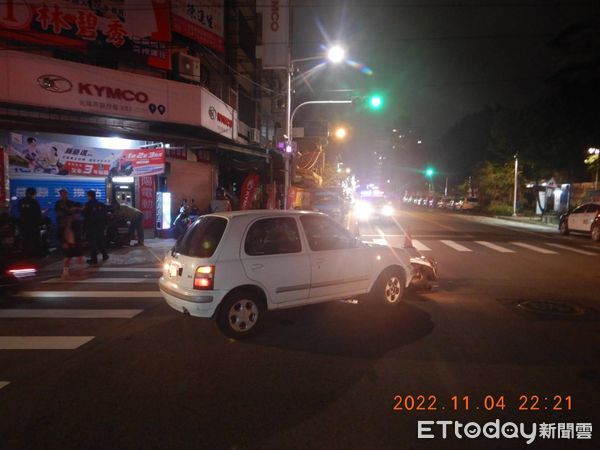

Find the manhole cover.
xmin=517 ymin=300 xmax=585 ymax=316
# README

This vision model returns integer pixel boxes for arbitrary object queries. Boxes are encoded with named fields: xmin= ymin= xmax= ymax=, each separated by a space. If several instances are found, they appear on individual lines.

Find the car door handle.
xmin=250 ymin=264 xmax=264 ymax=270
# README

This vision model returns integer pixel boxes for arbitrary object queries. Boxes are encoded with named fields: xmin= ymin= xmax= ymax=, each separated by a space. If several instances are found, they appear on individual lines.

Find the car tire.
xmin=592 ymin=224 xmax=600 ymax=242
xmin=374 ymin=267 xmax=405 ymax=306
xmin=559 ymin=220 xmax=569 ymax=236
xmin=217 ymin=291 xmax=265 ymax=339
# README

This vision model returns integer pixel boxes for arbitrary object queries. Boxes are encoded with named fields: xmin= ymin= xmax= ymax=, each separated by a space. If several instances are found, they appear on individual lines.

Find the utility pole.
xmin=513 ymin=153 xmax=518 ymax=216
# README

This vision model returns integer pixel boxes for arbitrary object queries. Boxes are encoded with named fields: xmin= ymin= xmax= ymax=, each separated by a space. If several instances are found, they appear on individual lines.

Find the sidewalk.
xmin=494 ymin=214 xmax=559 ymax=229
xmin=38 ymin=238 xmax=176 ymax=273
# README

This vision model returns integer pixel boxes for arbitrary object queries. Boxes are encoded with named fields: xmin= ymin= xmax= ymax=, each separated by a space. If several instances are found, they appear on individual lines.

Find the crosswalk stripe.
xmin=44 ymin=277 xmax=157 ymax=284
xmin=0 ymin=336 xmax=94 ymax=350
xmin=0 ymin=381 xmax=9 ymax=390
xmin=545 ymin=243 xmax=598 ymax=256
xmin=16 ymin=291 xmax=162 ymax=298
xmin=475 ymin=241 xmax=515 ymax=253
xmin=0 ymin=309 xmax=143 ymax=319
xmin=511 ymin=242 xmax=557 ymax=254
xmin=411 ymin=239 xmax=432 ymax=252
xmin=440 ymin=240 xmax=472 ymax=252
xmin=373 ymin=238 xmax=388 ymax=245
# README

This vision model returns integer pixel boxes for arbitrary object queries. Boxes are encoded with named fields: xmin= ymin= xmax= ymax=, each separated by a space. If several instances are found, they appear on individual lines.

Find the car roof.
xmin=208 ymin=209 xmax=322 ymax=220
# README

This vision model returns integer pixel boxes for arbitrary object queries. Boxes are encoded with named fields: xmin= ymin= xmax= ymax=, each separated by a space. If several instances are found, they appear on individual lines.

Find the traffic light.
xmin=369 ymin=95 xmax=383 ymax=109
xmin=425 ymin=167 xmax=435 ymax=177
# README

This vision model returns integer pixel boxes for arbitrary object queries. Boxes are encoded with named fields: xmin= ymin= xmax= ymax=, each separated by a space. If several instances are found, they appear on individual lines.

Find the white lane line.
xmin=545 ymin=243 xmax=598 ymax=256
xmin=373 ymin=238 xmax=388 ymax=245
xmin=411 ymin=239 xmax=432 ymax=252
xmin=96 ymin=267 xmax=162 ymax=272
xmin=361 ymin=234 xmax=406 ymax=237
xmin=583 ymin=245 xmax=600 ymax=251
xmin=44 ymin=278 xmax=157 ymax=284
xmin=511 ymin=242 xmax=558 ymax=254
xmin=0 ymin=309 xmax=143 ymax=319
xmin=16 ymin=291 xmax=162 ymax=298
xmin=0 ymin=336 xmax=94 ymax=350
xmin=475 ymin=241 xmax=515 ymax=253
xmin=0 ymin=381 xmax=10 ymax=390
xmin=440 ymin=240 xmax=472 ymax=252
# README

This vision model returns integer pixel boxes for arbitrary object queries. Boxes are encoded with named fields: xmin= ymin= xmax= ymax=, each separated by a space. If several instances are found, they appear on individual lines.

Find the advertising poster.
xmin=0 ymin=147 xmax=7 ymax=206
xmin=8 ymin=133 xmax=165 ymax=178
xmin=239 ymin=173 xmax=259 ymax=210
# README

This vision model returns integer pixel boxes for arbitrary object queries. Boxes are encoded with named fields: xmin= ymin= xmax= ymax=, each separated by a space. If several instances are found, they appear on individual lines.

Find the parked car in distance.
xmin=559 ymin=202 xmax=600 ymax=241
xmin=159 ymin=210 xmax=416 ymax=338
xmin=309 ymin=188 xmax=348 ymax=224
xmin=455 ymin=197 xmax=480 ymax=211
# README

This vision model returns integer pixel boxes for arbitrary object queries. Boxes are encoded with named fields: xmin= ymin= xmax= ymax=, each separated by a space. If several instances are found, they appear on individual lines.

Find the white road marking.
xmin=95 ymin=267 xmax=162 ymax=272
xmin=511 ymin=242 xmax=558 ymax=254
xmin=545 ymin=243 xmax=598 ymax=256
xmin=0 ymin=336 xmax=94 ymax=350
xmin=411 ymin=239 xmax=432 ymax=252
xmin=583 ymin=245 xmax=600 ymax=251
xmin=373 ymin=238 xmax=388 ymax=245
xmin=440 ymin=240 xmax=472 ymax=252
xmin=361 ymin=234 xmax=406 ymax=237
xmin=44 ymin=278 xmax=157 ymax=284
xmin=0 ymin=381 xmax=9 ymax=390
xmin=16 ymin=291 xmax=162 ymax=298
xmin=475 ymin=241 xmax=515 ymax=253
xmin=0 ymin=309 xmax=143 ymax=319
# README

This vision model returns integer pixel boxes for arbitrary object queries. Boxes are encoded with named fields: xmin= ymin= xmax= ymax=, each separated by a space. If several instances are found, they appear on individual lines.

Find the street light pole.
xmin=284 ymin=59 xmax=293 ymax=209
xmin=513 ymin=153 xmax=518 ymax=217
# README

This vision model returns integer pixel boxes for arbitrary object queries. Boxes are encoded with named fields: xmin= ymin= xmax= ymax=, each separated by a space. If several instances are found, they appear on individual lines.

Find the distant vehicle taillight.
xmin=193 ymin=266 xmax=215 ymax=290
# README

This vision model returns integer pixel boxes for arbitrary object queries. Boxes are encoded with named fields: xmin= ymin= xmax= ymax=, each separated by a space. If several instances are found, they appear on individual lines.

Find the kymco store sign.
xmin=0 ymin=51 xmax=202 ymax=126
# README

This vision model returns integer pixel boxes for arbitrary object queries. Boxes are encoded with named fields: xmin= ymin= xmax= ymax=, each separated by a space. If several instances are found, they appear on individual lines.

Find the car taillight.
xmin=193 ymin=265 xmax=214 ymax=290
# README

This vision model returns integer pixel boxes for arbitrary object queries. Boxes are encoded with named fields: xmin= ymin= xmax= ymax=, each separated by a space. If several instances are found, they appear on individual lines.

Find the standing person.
xmin=60 ymin=213 xmax=84 ymax=279
xmin=113 ymin=202 xmax=145 ymax=246
xmin=54 ymin=188 xmax=77 ymax=244
xmin=83 ymin=190 xmax=108 ymax=265
xmin=17 ymin=187 xmax=42 ymax=257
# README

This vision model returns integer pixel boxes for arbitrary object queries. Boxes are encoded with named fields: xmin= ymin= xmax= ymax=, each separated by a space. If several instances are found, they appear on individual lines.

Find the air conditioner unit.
xmin=174 ymin=53 xmax=200 ymax=80
xmin=249 ymin=128 xmax=261 ymax=144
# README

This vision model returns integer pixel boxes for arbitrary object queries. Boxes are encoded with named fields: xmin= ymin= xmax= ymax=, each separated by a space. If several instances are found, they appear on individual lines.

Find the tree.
xmin=471 ymin=161 xmax=515 ymax=205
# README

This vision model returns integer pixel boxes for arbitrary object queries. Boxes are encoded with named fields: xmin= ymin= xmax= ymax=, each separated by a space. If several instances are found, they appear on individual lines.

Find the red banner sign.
xmin=239 ymin=173 xmax=260 ymax=210
xmin=286 ymin=186 xmax=297 ymax=210
xmin=139 ymin=176 xmax=156 ymax=228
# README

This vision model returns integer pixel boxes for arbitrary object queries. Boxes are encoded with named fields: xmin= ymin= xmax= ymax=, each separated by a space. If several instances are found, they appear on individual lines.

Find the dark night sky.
xmin=291 ymin=1 xmax=598 ymax=140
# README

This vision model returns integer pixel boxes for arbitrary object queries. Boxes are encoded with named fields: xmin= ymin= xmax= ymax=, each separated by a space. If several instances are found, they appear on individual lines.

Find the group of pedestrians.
xmin=15 ymin=188 xmax=146 ymax=279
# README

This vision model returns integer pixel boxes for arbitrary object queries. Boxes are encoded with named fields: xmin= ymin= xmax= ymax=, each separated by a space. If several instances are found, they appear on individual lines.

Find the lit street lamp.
xmin=284 ymin=45 xmax=348 ymax=208
xmin=334 ymin=126 xmax=348 ymax=140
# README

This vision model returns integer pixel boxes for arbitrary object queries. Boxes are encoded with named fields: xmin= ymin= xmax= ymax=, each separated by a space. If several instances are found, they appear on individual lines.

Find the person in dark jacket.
xmin=18 ymin=187 xmax=42 ymax=257
xmin=83 ymin=190 xmax=108 ymax=264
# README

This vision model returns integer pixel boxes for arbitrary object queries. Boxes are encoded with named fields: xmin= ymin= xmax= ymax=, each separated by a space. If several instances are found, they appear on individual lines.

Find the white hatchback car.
xmin=159 ymin=210 xmax=416 ymax=338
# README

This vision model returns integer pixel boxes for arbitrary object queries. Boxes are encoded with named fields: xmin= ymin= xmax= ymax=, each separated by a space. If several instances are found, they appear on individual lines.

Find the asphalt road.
xmin=0 ymin=209 xmax=598 ymax=450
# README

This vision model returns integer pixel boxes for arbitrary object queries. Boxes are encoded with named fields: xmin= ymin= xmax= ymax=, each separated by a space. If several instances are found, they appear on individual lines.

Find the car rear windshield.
xmin=173 ymin=216 xmax=227 ymax=258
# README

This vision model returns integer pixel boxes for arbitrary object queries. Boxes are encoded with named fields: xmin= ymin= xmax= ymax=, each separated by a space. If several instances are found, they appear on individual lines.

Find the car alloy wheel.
xmin=375 ymin=268 xmax=405 ymax=306
xmin=217 ymin=291 xmax=265 ymax=338
xmin=228 ymin=299 xmax=259 ymax=333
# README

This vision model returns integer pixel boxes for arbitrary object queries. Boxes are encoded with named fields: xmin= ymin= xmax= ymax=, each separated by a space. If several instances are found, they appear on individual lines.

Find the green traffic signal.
xmin=369 ymin=95 xmax=382 ymax=109
xmin=425 ymin=167 xmax=435 ymax=177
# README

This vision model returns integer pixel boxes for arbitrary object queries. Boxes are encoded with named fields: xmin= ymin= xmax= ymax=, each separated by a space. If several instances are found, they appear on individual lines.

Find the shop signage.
xmin=0 ymin=51 xmax=203 ymax=126
xmin=0 ymin=0 xmax=171 ymax=69
xmin=139 ymin=176 xmax=156 ymax=228
xmin=7 ymin=133 xmax=165 ymax=178
xmin=171 ymin=0 xmax=224 ymax=52
xmin=201 ymin=89 xmax=237 ymax=140
xmin=259 ymin=0 xmax=289 ymax=69
xmin=239 ymin=173 xmax=260 ymax=210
